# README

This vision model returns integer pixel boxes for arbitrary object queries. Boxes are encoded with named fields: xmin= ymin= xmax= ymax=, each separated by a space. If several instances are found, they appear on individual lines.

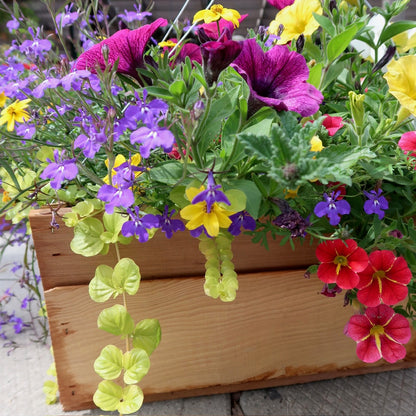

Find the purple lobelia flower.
xmin=363 ymin=189 xmax=388 ymax=219
xmin=74 ymin=122 xmax=108 ymax=158
xmin=231 ymin=39 xmax=323 ymax=117
xmin=121 ymin=206 xmax=159 ymax=242
xmin=55 ymin=3 xmax=79 ymax=29
xmin=112 ymin=160 xmax=144 ymax=189
xmin=314 ymin=191 xmax=351 ymax=226
xmin=130 ymin=125 xmax=175 ymax=158
xmin=32 ymin=76 xmax=61 ymax=98
xmin=19 ymin=27 xmax=51 ymax=61
xmin=61 ymin=70 xmax=100 ymax=92
xmin=273 ymin=199 xmax=310 ymax=237
xmin=40 ymin=149 xmax=78 ymax=189
xmin=156 ymin=206 xmax=185 ymax=239
xmin=6 ymin=16 xmax=20 ymax=33
xmin=118 ymin=4 xmax=152 ymax=24
xmin=192 ymin=171 xmax=231 ymax=213
xmin=228 ymin=211 xmax=257 ymax=236
xmin=75 ymin=18 xmax=168 ymax=81
xmin=16 ymin=123 xmax=36 ymax=141
xmin=200 ymin=28 xmax=242 ymax=85
xmin=97 ymin=184 xmax=135 ymax=214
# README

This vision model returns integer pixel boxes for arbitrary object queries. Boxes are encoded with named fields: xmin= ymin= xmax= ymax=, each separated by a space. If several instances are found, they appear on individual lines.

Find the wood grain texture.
xmin=45 ymin=271 xmax=416 ymax=411
xmin=29 ymin=208 xmax=319 ymax=290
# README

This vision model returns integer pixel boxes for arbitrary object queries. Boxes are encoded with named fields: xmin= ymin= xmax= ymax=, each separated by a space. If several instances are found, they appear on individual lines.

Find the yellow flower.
xmin=284 ymin=187 xmax=299 ymax=199
xmin=103 ymin=153 xmax=142 ymax=185
xmin=0 ymin=99 xmax=31 ymax=131
xmin=158 ymin=40 xmax=177 ymax=48
xmin=193 ymin=4 xmax=241 ymax=28
xmin=2 ymin=190 xmax=11 ymax=203
xmin=310 ymin=135 xmax=324 ymax=152
xmin=180 ymin=186 xmax=234 ymax=237
xmin=269 ymin=0 xmax=322 ymax=45
xmin=392 ymin=29 xmax=416 ymax=54
xmin=345 ymin=0 xmax=359 ymax=5
xmin=384 ymin=56 xmax=416 ymax=117
xmin=0 ymin=92 xmax=8 ymax=107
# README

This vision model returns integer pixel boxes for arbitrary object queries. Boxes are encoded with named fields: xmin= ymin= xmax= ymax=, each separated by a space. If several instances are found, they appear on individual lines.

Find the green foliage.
xmin=97 ymin=304 xmax=135 ymax=337
xmin=132 ymin=319 xmax=162 ymax=355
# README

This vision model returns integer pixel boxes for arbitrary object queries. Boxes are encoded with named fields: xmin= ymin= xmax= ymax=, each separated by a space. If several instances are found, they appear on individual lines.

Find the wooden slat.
xmin=45 ymin=270 xmax=416 ymax=411
xmin=29 ymin=208 xmax=319 ymax=290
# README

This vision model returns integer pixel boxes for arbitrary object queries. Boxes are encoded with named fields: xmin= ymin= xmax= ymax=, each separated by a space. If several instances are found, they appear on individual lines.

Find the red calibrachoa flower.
xmin=356 ymin=250 xmax=412 ymax=307
xmin=316 ymin=239 xmax=368 ymax=289
xmin=345 ymin=304 xmax=411 ymax=363
xmin=322 ymin=114 xmax=344 ymax=136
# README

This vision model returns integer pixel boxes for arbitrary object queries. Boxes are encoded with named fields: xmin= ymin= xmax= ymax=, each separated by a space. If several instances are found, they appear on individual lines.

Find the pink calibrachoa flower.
xmin=356 ymin=250 xmax=412 ymax=307
xmin=345 ymin=304 xmax=411 ymax=363
xmin=316 ymin=239 xmax=368 ymax=289
xmin=198 ymin=14 xmax=248 ymax=40
xmin=322 ymin=114 xmax=344 ymax=136
xmin=75 ymin=18 xmax=168 ymax=81
xmin=267 ymin=0 xmax=295 ymax=9
xmin=398 ymin=131 xmax=416 ymax=161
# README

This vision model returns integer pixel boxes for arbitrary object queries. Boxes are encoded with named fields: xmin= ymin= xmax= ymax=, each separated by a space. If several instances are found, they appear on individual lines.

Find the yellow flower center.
xmin=211 ymin=4 xmax=224 ymax=14
xmin=370 ymin=324 xmax=385 ymax=337
xmin=373 ymin=270 xmax=386 ymax=280
xmin=334 ymin=255 xmax=348 ymax=275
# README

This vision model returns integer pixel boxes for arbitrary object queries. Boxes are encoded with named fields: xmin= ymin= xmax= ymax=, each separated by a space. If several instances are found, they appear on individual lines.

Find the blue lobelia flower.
xmin=228 ymin=211 xmax=256 ymax=236
xmin=121 ymin=206 xmax=160 ymax=242
xmin=363 ymin=189 xmax=389 ymax=219
xmin=156 ymin=206 xmax=185 ymax=239
xmin=314 ymin=191 xmax=351 ymax=226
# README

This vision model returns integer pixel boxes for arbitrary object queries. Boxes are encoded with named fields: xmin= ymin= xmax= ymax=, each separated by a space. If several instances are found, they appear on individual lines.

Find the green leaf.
xmin=103 ymin=212 xmax=127 ymax=243
xmin=379 ymin=20 xmax=416 ymax=46
xmin=89 ymin=264 xmax=117 ymax=303
xmin=225 ymin=179 xmax=262 ymax=219
xmin=242 ymin=107 xmax=275 ymax=135
xmin=321 ymin=61 xmax=345 ymax=91
xmin=150 ymin=161 xmax=184 ymax=185
xmin=308 ymin=63 xmax=323 ymax=89
xmin=70 ymin=217 xmax=105 ymax=257
xmin=118 ymin=385 xmax=144 ymax=414
xmin=93 ymin=380 xmax=123 ymax=412
xmin=123 ymin=348 xmax=150 ymax=384
xmin=224 ymin=189 xmax=246 ymax=213
xmin=97 ymin=305 xmax=135 ymax=337
xmin=132 ymin=319 xmax=162 ymax=355
xmin=94 ymin=345 xmax=123 ymax=380
xmin=43 ymin=380 xmax=58 ymax=405
xmin=144 ymin=86 xmax=174 ymax=100
xmin=313 ymin=12 xmax=336 ymax=37
xmin=327 ymin=24 xmax=361 ymax=62
xmin=112 ymin=258 xmax=141 ymax=296
xmin=169 ymin=79 xmax=186 ymax=96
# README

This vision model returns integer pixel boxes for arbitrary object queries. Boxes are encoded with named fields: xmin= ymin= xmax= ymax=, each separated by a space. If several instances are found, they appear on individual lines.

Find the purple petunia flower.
xmin=314 ymin=191 xmax=351 ymax=226
xmin=97 ymin=184 xmax=135 ymax=214
xmin=121 ymin=206 xmax=159 ymax=242
xmin=363 ymin=189 xmax=388 ymax=219
xmin=231 ymin=39 xmax=323 ymax=117
xmin=156 ymin=206 xmax=185 ymax=239
xmin=130 ymin=125 xmax=175 ymax=158
xmin=40 ymin=149 xmax=78 ymax=190
xmin=118 ymin=4 xmax=152 ymax=23
xmin=228 ymin=211 xmax=257 ymax=236
xmin=192 ymin=171 xmax=231 ymax=213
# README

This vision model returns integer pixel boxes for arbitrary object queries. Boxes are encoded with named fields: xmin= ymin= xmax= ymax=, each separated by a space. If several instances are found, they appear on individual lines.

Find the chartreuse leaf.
xmin=119 ymin=385 xmax=144 ymax=414
xmin=132 ymin=319 xmax=162 ymax=355
xmin=327 ymin=23 xmax=363 ymax=62
xmin=43 ymin=380 xmax=58 ymax=405
xmin=123 ymin=348 xmax=150 ymax=384
xmin=102 ymin=212 xmax=127 ymax=244
xmin=97 ymin=305 xmax=135 ymax=337
xmin=89 ymin=264 xmax=117 ymax=302
xmin=112 ymin=258 xmax=141 ymax=296
xmin=224 ymin=189 xmax=246 ymax=213
xmin=70 ymin=217 xmax=106 ymax=257
xmin=93 ymin=380 xmax=123 ymax=411
xmin=94 ymin=345 xmax=123 ymax=380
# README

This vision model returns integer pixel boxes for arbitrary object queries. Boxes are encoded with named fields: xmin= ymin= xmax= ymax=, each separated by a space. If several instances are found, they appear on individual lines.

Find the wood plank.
xmin=29 ymin=208 xmax=319 ymax=290
xmin=45 ymin=270 xmax=416 ymax=411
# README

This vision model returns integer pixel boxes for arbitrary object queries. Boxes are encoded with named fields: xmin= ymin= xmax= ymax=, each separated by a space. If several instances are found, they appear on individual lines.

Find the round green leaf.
xmin=94 ymin=345 xmax=123 ymax=380
xmin=119 ymin=385 xmax=144 ymax=414
xmin=89 ymin=264 xmax=117 ymax=303
xmin=103 ymin=211 xmax=127 ymax=239
xmin=43 ymin=380 xmax=58 ymax=405
xmin=70 ymin=217 xmax=105 ymax=257
xmin=224 ymin=189 xmax=246 ymax=212
xmin=132 ymin=319 xmax=162 ymax=355
xmin=123 ymin=347 xmax=150 ymax=384
xmin=113 ymin=258 xmax=141 ymax=296
xmin=93 ymin=380 xmax=123 ymax=412
xmin=97 ymin=305 xmax=135 ymax=337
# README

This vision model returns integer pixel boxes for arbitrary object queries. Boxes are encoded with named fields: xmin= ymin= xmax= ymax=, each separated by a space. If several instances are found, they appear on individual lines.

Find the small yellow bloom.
xmin=0 ymin=99 xmax=31 ymax=131
xmin=310 ymin=135 xmax=324 ymax=152
xmin=392 ymin=29 xmax=416 ymax=54
xmin=180 ymin=186 xmax=234 ymax=237
xmin=2 ymin=190 xmax=11 ymax=203
xmin=193 ymin=4 xmax=241 ymax=28
xmin=269 ymin=0 xmax=322 ymax=45
xmin=158 ymin=40 xmax=177 ymax=48
xmin=284 ymin=187 xmax=299 ymax=199
xmin=103 ymin=153 xmax=142 ymax=185
xmin=0 ymin=92 xmax=8 ymax=107
xmin=384 ymin=56 xmax=416 ymax=117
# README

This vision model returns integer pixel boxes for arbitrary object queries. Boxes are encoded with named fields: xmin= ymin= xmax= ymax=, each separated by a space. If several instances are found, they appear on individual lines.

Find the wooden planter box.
xmin=29 ymin=208 xmax=416 ymax=411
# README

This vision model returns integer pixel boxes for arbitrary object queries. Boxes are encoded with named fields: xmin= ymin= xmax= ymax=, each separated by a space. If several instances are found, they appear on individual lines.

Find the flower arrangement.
xmin=1 ymin=0 xmax=416 ymax=412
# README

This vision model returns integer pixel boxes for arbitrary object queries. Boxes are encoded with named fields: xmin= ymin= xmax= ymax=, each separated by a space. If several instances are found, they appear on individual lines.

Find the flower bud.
xmin=372 ymin=45 xmax=396 ymax=73
xmin=296 ymin=34 xmax=305 ymax=54
xmin=191 ymin=100 xmax=205 ymax=121
xmin=348 ymin=91 xmax=365 ymax=130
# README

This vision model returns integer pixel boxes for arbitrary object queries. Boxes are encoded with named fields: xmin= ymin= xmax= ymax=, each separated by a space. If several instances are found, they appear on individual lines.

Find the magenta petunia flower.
xmin=356 ymin=250 xmax=412 ymax=307
xmin=74 ymin=18 xmax=168 ymax=80
xmin=231 ymin=39 xmax=323 ymax=117
xmin=345 ymin=304 xmax=411 ymax=363
xmin=198 ymin=14 xmax=248 ymax=40
xmin=267 ymin=0 xmax=295 ymax=9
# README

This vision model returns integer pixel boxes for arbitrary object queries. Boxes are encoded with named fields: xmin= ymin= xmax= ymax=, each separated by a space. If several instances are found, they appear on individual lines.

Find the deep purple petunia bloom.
xmin=156 ymin=206 xmax=185 ymax=239
xmin=130 ymin=125 xmax=175 ymax=158
xmin=266 ymin=0 xmax=295 ymax=9
xmin=201 ymin=28 xmax=242 ymax=85
xmin=121 ymin=206 xmax=160 ymax=242
xmin=39 ymin=149 xmax=78 ymax=190
xmin=231 ymin=39 xmax=323 ymax=117
xmin=192 ymin=171 xmax=231 ymax=213
xmin=314 ymin=191 xmax=351 ymax=226
xmin=363 ymin=189 xmax=388 ymax=219
xmin=97 ymin=184 xmax=135 ymax=214
xmin=74 ymin=18 xmax=168 ymax=81
xmin=228 ymin=211 xmax=257 ymax=236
